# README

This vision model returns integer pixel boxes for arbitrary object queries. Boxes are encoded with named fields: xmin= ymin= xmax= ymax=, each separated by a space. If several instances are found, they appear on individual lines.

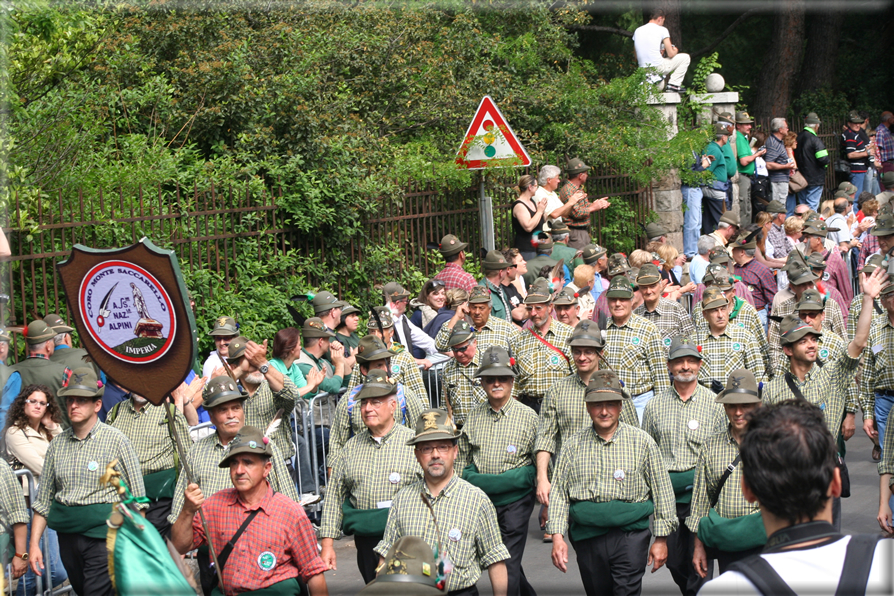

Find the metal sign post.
xmin=479 ymin=173 xmax=495 ymax=252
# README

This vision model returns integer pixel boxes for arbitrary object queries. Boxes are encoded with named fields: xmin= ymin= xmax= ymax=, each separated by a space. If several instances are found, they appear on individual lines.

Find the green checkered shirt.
xmin=535 ymin=374 xmax=639 ymax=456
xmin=375 ymin=475 xmax=510 ymax=591
xmin=457 ymin=398 xmax=538 ymax=474
xmin=34 ymin=421 xmax=147 ymax=517
xmin=641 ymin=384 xmax=727 ymax=472
xmin=847 ymin=292 xmax=884 ymax=342
xmin=106 ymin=399 xmax=191 ymax=475
xmin=442 ymin=352 xmax=487 ymax=425
xmin=434 ymin=316 xmax=520 ymax=353
xmin=763 ymin=353 xmax=859 ymax=444
xmin=861 ymin=316 xmax=894 ymax=421
xmin=320 ymin=424 xmax=422 ymax=539
xmin=167 ymin=431 xmax=299 ymax=523
xmin=879 ymin=414 xmax=894 ymax=476
xmin=243 ymin=377 xmax=299 ymax=461
xmin=695 ymin=298 xmax=771 ymax=376
xmin=604 ymin=314 xmax=670 ymax=396
xmin=545 ymin=423 xmax=678 ymax=537
xmin=696 ymin=324 xmax=767 ymax=385
xmin=514 ymin=320 xmax=575 ymax=400
xmin=769 ymin=294 xmax=846 ymax=372
xmin=685 ymin=427 xmax=759 ymax=533
xmin=634 ymin=298 xmax=696 ymax=353
xmin=346 ymin=348 xmax=426 ymax=403
xmin=0 ymin=459 xmax=29 ymax=528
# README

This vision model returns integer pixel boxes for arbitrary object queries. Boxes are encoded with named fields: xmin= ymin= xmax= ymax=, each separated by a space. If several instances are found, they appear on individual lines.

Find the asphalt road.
xmin=323 ymin=428 xmax=887 ymax=596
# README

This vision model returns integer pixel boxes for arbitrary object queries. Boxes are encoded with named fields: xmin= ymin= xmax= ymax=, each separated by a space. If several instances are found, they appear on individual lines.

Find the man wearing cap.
xmin=633 ymin=263 xmax=695 ymax=353
xmin=458 ymin=346 xmax=539 ymax=596
xmin=480 ymin=250 xmax=514 ymax=322
xmin=589 ymin=253 xmax=632 ymax=322
xmin=580 ymin=244 xmax=608 ymax=301
xmin=441 ymin=322 xmax=486 ymax=428
xmin=860 ymin=207 xmax=894 ymax=274
xmin=693 ymin=249 xmax=756 ymax=308
xmin=375 ymin=408 xmax=510 ymax=595
xmin=296 ymin=316 xmax=350 ymax=398
xmin=435 ymin=286 xmax=518 ymax=354
xmin=804 ymin=251 xmax=851 ymax=317
xmin=848 ymin=254 xmax=886 ymax=341
xmin=641 ymin=337 xmax=726 ymax=595
xmin=793 ymin=112 xmax=830 ymax=211
xmin=707 ymin=210 xmax=738 ymax=251
xmin=548 ymin=370 xmax=677 ymax=595
xmin=731 ymin=229 xmax=777 ymax=330
xmin=558 ymin=158 xmax=610 ymax=249
xmin=334 ymin=304 xmax=362 ymax=351
xmin=172 ymin=425 xmax=329 ymax=596
xmin=765 ymin=118 xmax=796 ymax=205
xmin=309 ymin=289 xmax=345 ymax=333
xmin=1 ymin=321 xmax=70 ymax=425
xmin=105 ymin=387 xmax=191 ymax=536
xmin=202 ymin=316 xmax=239 ymax=379
xmin=522 ymin=232 xmax=564 ymax=287
xmin=800 ymin=218 xmax=855 ymax=304
xmin=320 ymin=369 xmax=422 ymax=583
xmin=735 ymin=111 xmax=763 ymax=221
xmin=350 ymin=307 xmax=427 ymax=398
xmin=700 ymin=124 xmax=732 ymax=232
xmin=859 ymin=282 xmax=894 ymax=463
xmin=42 ymin=313 xmax=91 ymax=372
xmin=644 ymin=222 xmax=668 ymax=245
xmin=514 ymin=279 xmax=575 ymax=414
xmin=385 ymin=282 xmax=439 ymax=366
xmin=552 ymin=286 xmax=582 ymax=328
xmin=549 ymin=218 xmax=579 ymax=265
xmin=29 ymin=367 xmax=146 ymax=596
xmin=688 ymin=370 xmax=765 ymax=577
xmin=696 ymin=286 xmax=766 ymax=389
xmin=843 ymin=109 xmax=872 ymax=196
xmin=602 ymin=275 xmax=669 ymax=421
xmin=359 ymin=536 xmax=445 ymax=595
xmin=433 ymin=234 xmax=476 ymax=293
xmin=168 ymin=376 xmax=300 ymax=594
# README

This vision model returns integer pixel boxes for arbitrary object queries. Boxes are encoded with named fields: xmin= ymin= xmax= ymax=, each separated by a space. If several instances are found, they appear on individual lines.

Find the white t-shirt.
xmin=699 ymin=535 xmax=892 ymax=595
xmin=202 ymin=351 xmax=224 ymax=379
xmin=633 ymin=22 xmax=670 ymax=68
xmin=533 ymin=187 xmax=563 ymax=221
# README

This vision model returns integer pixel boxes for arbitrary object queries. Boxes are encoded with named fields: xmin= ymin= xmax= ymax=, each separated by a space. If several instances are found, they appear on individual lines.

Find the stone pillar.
xmin=653 ymin=169 xmax=683 ymax=249
xmin=646 ymin=92 xmax=681 ymax=139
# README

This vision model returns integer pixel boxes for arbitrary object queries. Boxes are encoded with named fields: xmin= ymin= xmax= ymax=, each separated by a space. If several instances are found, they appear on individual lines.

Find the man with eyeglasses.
xmin=202 ymin=315 xmax=238 ymax=379
xmin=435 ymin=286 xmax=519 ymax=354
xmin=441 ymin=321 xmax=486 ymax=428
xmin=457 ymin=346 xmax=538 ymax=596
xmin=633 ymin=263 xmax=694 ymax=355
xmin=375 ymin=408 xmax=509 ymax=596
xmin=29 ymin=367 xmax=146 ymax=596
xmin=384 ymin=282 xmax=438 ymax=369
xmin=320 ymin=370 xmax=422 ymax=584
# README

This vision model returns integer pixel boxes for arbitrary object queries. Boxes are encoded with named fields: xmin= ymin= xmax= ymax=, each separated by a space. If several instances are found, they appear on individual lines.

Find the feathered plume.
xmin=264 ymin=408 xmax=284 ymax=445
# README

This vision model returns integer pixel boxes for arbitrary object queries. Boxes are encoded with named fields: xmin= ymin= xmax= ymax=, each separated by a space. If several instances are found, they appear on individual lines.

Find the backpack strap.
xmin=834 ymin=534 xmax=884 ymax=596
xmin=107 ymin=401 xmax=122 ymax=425
xmin=726 ymin=555 xmax=797 ymax=596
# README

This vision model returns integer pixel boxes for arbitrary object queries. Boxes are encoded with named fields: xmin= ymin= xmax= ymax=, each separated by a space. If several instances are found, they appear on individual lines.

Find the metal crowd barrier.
xmin=188 ymin=421 xmax=215 ymax=442
xmin=293 ymin=391 xmax=342 ymax=509
xmin=421 ymin=353 xmax=451 ymax=409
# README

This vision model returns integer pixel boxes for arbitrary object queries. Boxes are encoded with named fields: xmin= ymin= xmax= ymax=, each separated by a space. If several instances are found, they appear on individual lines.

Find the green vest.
xmin=523 ymin=255 xmax=559 ymax=286
xmin=551 ymin=243 xmax=578 ymax=269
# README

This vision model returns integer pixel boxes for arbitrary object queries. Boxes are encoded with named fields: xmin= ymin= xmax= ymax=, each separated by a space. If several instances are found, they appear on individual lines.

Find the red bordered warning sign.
xmin=455 ymin=96 xmax=531 ymax=170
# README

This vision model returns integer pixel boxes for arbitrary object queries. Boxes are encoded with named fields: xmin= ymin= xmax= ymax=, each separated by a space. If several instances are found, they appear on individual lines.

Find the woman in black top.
xmin=511 ymin=174 xmax=548 ymax=260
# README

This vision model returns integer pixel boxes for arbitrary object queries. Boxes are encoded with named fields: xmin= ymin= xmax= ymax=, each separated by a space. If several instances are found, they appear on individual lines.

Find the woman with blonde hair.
xmin=754 ymin=211 xmax=786 ymax=270
xmin=568 ymin=264 xmax=596 ymax=320
xmin=511 ymin=174 xmax=547 ymax=260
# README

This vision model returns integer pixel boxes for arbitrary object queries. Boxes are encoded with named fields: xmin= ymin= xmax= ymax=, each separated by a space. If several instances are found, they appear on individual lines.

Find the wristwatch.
xmin=259 ymin=363 xmax=270 ymax=375
xmin=15 ymin=552 xmax=28 ymax=561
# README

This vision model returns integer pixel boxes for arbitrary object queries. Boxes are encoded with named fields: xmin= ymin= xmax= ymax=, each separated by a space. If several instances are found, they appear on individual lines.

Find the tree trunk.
xmin=797 ymin=10 xmax=844 ymax=95
xmin=752 ymin=0 xmax=806 ymax=120
xmin=642 ymin=0 xmax=682 ymax=47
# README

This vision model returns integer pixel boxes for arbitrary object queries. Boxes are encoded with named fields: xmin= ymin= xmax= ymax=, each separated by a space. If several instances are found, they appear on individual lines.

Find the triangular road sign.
xmin=456 ymin=96 xmax=531 ymax=170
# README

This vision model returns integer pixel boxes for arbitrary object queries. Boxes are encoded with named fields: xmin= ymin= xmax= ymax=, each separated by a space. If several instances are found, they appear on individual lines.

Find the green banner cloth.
xmin=697 ymin=509 xmax=767 ymax=552
xmin=144 ymin=468 xmax=178 ymax=501
xmin=568 ymin=500 xmax=654 ymax=542
xmin=669 ymin=469 xmax=695 ymax=504
xmin=211 ymin=577 xmax=301 ymax=596
xmin=461 ymin=464 xmax=536 ymax=507
xmin=109 ymin=506 xmax=195 ymax=595
xmin=342 ymin=499 xmax=389 ymax=537
xmin=47 ymin=502 xmax=112 ymax=539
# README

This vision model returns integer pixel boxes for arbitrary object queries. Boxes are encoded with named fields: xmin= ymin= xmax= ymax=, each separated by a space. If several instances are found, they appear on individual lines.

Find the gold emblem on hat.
xmin=422 ymin=411 xmax=439 ymax=430
xmin=217 ymin=317 xmax=228 ymax=327
xmin=387 ymin=558 xmax=408 ymax=575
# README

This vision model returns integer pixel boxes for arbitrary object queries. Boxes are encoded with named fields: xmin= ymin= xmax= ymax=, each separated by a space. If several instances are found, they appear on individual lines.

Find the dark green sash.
xmin=696 ymin=509 xmax=767 ymax=552
xmin=47 ymin=501 xmax=112 ymax=539
xmin=144 ymin=468 xmax=178 ymax=500
xmin=669 ymin=469 xmax=695 ymax=504
xmin=568 ymin=500 xmax=654 ymax=542
xmin=341 ymin=499 xmax=389 ymax=537
xmin=211 ymin=577 xmax=300 ymax=596
xmin=461 ymin=464 xmax=535 ymax=507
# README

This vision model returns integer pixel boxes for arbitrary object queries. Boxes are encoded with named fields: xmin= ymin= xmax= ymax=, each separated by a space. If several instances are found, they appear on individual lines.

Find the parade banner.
xmin=56 ymin=238 xmax=197 ymax=405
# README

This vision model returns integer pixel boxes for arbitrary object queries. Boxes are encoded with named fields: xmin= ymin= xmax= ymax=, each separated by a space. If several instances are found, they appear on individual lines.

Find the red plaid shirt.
xmin=191 ymin=483 xmax=327 ymax=592
xmin=859 ymin=234 xmax=881 ymax=271
xmin=734 ymin=259 xmax=778 ymax=311
xmin=433 ymin=262 xmax=476 ymax=292
xmin=558 ymin=180 xmax=592 ymax=227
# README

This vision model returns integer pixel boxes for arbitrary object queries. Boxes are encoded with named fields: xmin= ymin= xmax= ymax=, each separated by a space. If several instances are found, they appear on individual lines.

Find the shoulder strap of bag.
xmin=107 ymin=401 xmax=122 ymax=425
xmin=217 ymin=507 xmax=263 ymax=572
xmin=833 ymin=534 xmax=884 ymax=596
xmin=726 ymin=555 xmax=797 ymax=596
xmin=784 ymin=362 xmax=823 ymax=401
xmin=710 ymin=453 xmax=742 ymax=509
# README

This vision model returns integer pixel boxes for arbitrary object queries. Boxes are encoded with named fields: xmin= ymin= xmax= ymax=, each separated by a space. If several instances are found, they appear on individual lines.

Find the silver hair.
xmin=770 ymin=118 xmax=787 ymax=132
xmin=697 ymin=235 xmax=714 ymax=255
xmin=53 ymin=332 xmax=68 ymax=346
xmin=552 ymin=232 xmax=569 ymax=242
xmin=717 ymin=222 xmax=731 ymax=230
xmin=744 ymin=248 xmax=756 ymax=257
xmin=538 ymin=165 xmax=561 ymax=186
xmin=807 ymin=123 xmax=819 ymax=131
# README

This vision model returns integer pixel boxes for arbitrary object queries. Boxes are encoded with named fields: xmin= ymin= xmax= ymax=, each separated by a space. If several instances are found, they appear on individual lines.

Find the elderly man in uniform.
xmin=633 ymin=263 xmax=694 ymax=354
xmin=320 ymin=370 xmax=422 ymax=583
xmin=347 ymin=307 xmax=426 ymax=400
xmin=696 ymin=287 xmax=766 ymax=389
xmin=514 ymin=278 xmax=575 ymax=414
xmin=202 ymin=316 xmax=238 ymax=378
xmin=375 ymin=408 xmax=510 ymax=596
xmin=860 ymin=282 xmax=894 ymax=464
xmin=479 ymin=250 xmax=514 ymax=322
xmin=804 ymin=252 xmax=850 ymax=318
xmin=590 ymin=253 xmax=633 ymax=322
xmin=708 ymin=211 xmax=739 ymax=250
xmin=558 ymin=158 xmax=610 ymax=249
xmin=552 ymin=286 xmax=582 ymax=328
xmin=168 ymin=376 xmax=299 ymax=595
xmin=458 ymin=346 xmax=539 ymax=596
xmin=1 ymin=321 xmax=69 ymax=425
xmin=693 ymin=248 xmax=755 ymax=307
xmin=522 ymin=233 xmax=561 ymax=287
xmin=549 ymin=219 xmax=578 ymax=266
xmin=731 ymin=230 xmax=777 ymax=331
xmin=172 ymin=426 xmax=329 ymax=596
xmin=800 ymin=218 xmax=854 ymax=304
xmin=688 ymin=370 xmax=765 ymax=577
xmin=548 ymin=370 xmax=677 ymax=596
xmin=28 ymin=368 xmax=145 ymax=596
xmin=106 ymin=387 xmax=191 ymax=536
xmin=433 ymin=233 xmax=476 ymax=292
xmin=42 ymin=314 xmax=91 ymax=371
xmin=602 ymin=275 xmax=669 ymax=422
xmin=441 ymin=321 xmax=486 ymax=428
xmin=435 ymin=286 xmax=518 ymax=354
xmin=642 ymin=338 xmax=727 ymax=596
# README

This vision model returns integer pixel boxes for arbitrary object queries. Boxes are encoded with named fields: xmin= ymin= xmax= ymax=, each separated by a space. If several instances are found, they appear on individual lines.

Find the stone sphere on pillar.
xmin=705 ymin=73 xmax=725 ymax=93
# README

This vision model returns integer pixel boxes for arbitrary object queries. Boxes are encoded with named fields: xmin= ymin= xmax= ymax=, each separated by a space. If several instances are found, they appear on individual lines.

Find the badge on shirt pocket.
xmin=257 ymin=551 xmax=276 ymax=571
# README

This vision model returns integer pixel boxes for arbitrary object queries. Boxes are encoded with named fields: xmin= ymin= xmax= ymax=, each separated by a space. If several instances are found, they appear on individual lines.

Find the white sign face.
xmin=455 ymin=96 xmax=531 ymax=169
xmin=78 ymin=260 xmax=177 ymax=363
